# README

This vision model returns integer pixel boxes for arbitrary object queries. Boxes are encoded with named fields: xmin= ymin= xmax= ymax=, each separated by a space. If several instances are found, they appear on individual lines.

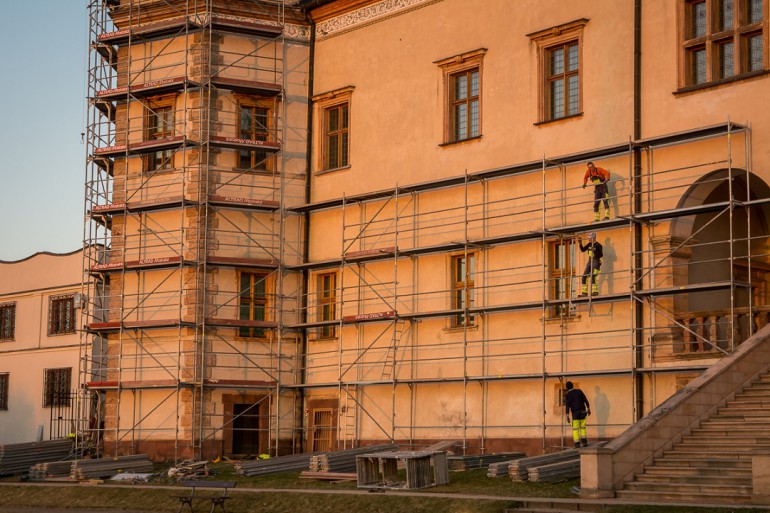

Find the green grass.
xmin=0 ymin=464 xmax=768 ymax=513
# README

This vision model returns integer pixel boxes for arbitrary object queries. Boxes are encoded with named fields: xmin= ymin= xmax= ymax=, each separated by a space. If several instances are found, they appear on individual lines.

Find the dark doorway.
xmin=232 ymin=403 xmax=261 ymax=455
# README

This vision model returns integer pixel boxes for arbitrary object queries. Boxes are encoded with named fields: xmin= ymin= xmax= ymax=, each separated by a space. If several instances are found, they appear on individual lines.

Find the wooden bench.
xmin=176 ymin=480 xmax=236 ymax=513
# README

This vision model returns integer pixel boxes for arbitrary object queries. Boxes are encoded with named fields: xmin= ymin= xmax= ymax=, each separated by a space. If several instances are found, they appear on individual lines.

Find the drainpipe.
xmin=297 ymin=10 xmax=317 ymax=453
xmin=633 ymin=0 xmax=644 ymax=421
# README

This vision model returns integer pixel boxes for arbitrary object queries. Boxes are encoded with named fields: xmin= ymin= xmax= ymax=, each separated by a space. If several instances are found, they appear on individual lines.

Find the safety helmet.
xmin=565 ymin=381 xmax=574 ymax=390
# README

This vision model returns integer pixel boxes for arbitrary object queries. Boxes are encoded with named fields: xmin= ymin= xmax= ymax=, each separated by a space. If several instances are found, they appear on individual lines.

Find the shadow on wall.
xmin=600 ymin=236 xmax=616 ymax=296
xmin=593 ymin=385 xmax=610 ymax=439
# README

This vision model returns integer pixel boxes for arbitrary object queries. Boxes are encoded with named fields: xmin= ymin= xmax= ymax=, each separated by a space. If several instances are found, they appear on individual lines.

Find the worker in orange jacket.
xmin=582 ymin=162 xmax=611 ymax=221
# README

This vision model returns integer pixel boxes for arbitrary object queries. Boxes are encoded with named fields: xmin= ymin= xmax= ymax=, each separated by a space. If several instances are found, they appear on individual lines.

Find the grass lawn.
xmin=0 ymin=464 xmax=768 ymax=513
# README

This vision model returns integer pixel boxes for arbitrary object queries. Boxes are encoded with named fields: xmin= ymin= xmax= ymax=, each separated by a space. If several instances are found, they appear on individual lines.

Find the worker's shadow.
xmin=599 ymin=236 xmax=616 ymax=295
xmin=593 ymin=385 xmax=610 ymax=439
xmin=607 ymin=172 xmax=626 ymax=218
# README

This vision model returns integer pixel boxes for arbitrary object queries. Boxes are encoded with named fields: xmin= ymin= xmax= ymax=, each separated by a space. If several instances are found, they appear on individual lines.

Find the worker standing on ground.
xmin=565 ymin=381 xmax=591 ymax=448
xmin=578 ymin=232 xmax=602 ymax=296
xmin=582 ymin=161 xmax=611 ymax=221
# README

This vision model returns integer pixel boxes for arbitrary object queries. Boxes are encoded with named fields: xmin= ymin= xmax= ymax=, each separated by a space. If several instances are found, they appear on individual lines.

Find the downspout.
xmin=298 ymin=10 xmax=317 ymax=453
xmin=633 ymin=0 xmax=644 ymax=421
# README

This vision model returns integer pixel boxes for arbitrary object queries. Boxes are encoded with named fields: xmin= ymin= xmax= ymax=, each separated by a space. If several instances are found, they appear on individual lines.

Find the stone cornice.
xmin=315 ymin=0 xmax=444 ymax=41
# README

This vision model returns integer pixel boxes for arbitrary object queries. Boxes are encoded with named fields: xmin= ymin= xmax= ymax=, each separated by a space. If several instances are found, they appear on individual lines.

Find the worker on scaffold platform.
xmin=578 ymin=232 xmax=602 ymax=297
xmin=582 ymin=161 xmax=611 ymax=222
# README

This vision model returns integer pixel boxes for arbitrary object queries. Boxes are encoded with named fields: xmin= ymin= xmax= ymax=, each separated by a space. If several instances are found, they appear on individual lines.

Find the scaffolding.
xmin=79 ymin=1 xmax=770 ymax=460
xmin=291 ymin=121 xmax=770 ymax=454
xmin=81 ymin=0 xmax=309 ymax=460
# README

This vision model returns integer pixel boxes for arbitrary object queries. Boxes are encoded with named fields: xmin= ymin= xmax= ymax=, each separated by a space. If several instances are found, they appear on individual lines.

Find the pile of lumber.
xmin=70 ymin=455 xmax=154 ymax=480
xmin=309 ymin=444 xmax=398 ymax=473
xmin=447 ymin=452 xmax=525 ymax=471
xmin=508 ymin=449 xmax=579 ymax=481
xmin=299 ymin=471 xmax=357 ymax=481
xmin=167 ymin=460 xmax=208 ymax=479
xmin=29 ymin=460 xmax=74 ymax=480
xmin=528 ymin=458 xmax=581 ymax=482
xmin=235 ymin=453 xmax=321 ymax=477
xmin=487 ymin=456 xmax=524 ymax=478
xmin=0 ymin=439 xmax=73 ymax=475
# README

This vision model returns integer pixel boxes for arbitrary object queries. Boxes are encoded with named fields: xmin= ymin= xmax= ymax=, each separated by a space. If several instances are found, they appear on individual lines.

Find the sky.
xmin=0 ymin=2 xmax=89 ymax=261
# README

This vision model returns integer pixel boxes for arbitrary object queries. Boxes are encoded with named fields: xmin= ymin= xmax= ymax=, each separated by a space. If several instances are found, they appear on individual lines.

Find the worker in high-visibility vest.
xmin=564 ymin=381 xmax=591 ymax=448
xmin=578 ymin=232 xmax=603 ymax=296
xmin=582 ymin=161 xmax=611 ymax=222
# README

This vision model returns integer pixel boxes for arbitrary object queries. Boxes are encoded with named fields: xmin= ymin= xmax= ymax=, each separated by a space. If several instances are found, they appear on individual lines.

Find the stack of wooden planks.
xmin=308 ymin=444 xmax=398 ymax=473
xmin=0 ymin=439 xmax=73 ymax=476
xmin=447 ymin=452 xmax=525 ymax=471
xmin=70 ymin=455 xmax=154 ymax=480
xmin=508 ymin=449 xmax=580 ymax=482
xmin=235 ymin=453 xmax=321 ymax=477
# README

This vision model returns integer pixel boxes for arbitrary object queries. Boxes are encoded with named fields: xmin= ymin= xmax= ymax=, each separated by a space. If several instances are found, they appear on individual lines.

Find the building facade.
xmin=0 ymin=250 xmax=84 ymax=444
xmin=82 ymin=0 xmax=770 ymax=460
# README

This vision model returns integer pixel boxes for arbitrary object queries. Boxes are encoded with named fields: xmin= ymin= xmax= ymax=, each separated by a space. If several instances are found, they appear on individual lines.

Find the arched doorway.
xmin=667 ymin=169 xmax=770 ymax=352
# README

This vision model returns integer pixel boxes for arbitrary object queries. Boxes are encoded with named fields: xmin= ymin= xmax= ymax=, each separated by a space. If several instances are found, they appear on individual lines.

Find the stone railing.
xmin=580 ymin=323 xmax=770 ymax=499
xmin=671 ymin=305 xmax=770 ymax=354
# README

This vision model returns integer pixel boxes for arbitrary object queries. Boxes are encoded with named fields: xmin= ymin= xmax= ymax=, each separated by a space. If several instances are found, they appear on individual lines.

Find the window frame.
xmin=236 ymin=99 xmax=273 ymax=172
xmin=144 ymin=98 xmax=175 ymax=172
xmin=528 ymin=19 xmax=587 ymax=124
xmin=549 ymin=239 xmax=577 ymax=317
xmin=48 ymin=294 xmax=76 ymax=336
xmin=43 ymin=367 xmax=71 ymax=408
xmin=0 ymin=373 xmax=8 ymax=410
xmin=312 ymin=86 xmax=354 ymax=174
xmin=436 ymin=48 xmax=486 ymax=145
xmin=451 ymin=253 xmax=476 ymax=328
xmin=0 ymin=302 xmax=15 ymax=341
xmin=679 ymin=0 xmax=767 ymax=90
xmin=238 ymin=271 xmax=270 ymax=339
xmin=317 ymin=272 xmax=338 ymax=339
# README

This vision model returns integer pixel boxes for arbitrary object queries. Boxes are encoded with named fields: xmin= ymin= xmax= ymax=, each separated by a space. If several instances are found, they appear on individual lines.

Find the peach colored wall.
xmin=0 ymin=250 xmax=82 ymax=444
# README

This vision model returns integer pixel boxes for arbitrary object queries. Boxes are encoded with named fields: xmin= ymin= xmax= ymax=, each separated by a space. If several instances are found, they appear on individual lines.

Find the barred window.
xmin=43 ymin=368 xmax=71 ymax=407
xmin=0 ymin=373 xmax=8 ymax=410
xmin=49 ymin=295 xmax=76 ymax=335
xmin=0 ymin=303 xmax=15 ymax=341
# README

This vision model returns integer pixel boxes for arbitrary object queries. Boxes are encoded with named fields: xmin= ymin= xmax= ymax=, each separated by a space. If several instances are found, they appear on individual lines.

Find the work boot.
xmin=603 ymin=212 xmax=610 ymax=220
xmin=594 ymin=212 xmax=600 ymax=222
xmin=581 ymin=439 xmax=588 ymax=447
xmin=574 ymin=441 xmax=581 ymax=448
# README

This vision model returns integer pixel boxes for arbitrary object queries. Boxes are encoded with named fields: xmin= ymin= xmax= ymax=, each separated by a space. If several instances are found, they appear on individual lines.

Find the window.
xmin=681 ymin=0 xmax=766 ymax=88
xmin=528 ymin=20 xmax=586 ymax=123
xmin=450 ymin=69 xmax=480 ymax=141
xmin=239 ymin=272 xmax=268 ymax=338
xmin=324 ymin=104 xmax=349 ymax=170
xmin=546 ymin=42 xmax=580 ymax=120
xmin=0 ymin=373 xmax=7 ymax=410
xmin=313 ymin=86 xmax=354 ymax=173
xmin=48 ymin=295 xmax=75 ymax=335
xmin=0 ymin=303 xmax=15 ymax=341
xmin=550 ymin=240 xmax=576 ymax=316
xmin=238 ymin=103 xmax=270 ymax=171
xmin=43 ymin=368 xmax=71 ymax=407
xmin=317 ymin=272 xmax=337 ymax=339
xmin=451 ymin=253 xmax=475 ymax=327
xmin=145 ymin=102 xmax=174 ymax=171
xmin=436 ymin=48 xmax=486 ymax=144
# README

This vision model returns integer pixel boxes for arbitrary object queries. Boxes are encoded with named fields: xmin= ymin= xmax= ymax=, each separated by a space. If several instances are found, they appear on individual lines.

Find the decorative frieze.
xmin=316 ymin=0 xmax=443 ymax=40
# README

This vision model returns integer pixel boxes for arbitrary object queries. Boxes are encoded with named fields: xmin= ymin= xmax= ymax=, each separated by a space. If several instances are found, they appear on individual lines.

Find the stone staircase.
xmin=614 ymin=371 xmax=770 ymax=503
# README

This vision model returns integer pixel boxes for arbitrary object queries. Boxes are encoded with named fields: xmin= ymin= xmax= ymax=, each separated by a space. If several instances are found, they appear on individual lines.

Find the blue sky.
xmin=0 ymin=2 xmax=88 ymax=261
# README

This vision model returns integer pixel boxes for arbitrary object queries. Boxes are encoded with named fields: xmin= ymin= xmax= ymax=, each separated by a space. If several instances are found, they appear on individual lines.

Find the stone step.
xmin=642 ymin=465 xmax=751 ymax=477
xmin=661 ymin=450 xmax=754 ymax=460
xmin=634 ymin=473 xmax=751 ymax=486
xmin=652 ymin=457 xmax=751 ymax=468
xmin=615 ymin=489 xmax=752 ymax=504
xmin=679 ymin=436 xmax=770 ymax=447
xmin=697 ymin=420 xmax=770 ymax=429
xmin=710 ymin=413 xmax=770 ymax=421
xmin=726 ymin=399 xmax=770 ymax=408
xmin=622 ymin=481 xmax=752 ymax=495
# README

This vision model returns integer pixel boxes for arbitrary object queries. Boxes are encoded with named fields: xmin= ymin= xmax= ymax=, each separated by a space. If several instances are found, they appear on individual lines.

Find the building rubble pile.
xmin=309 ymin=444 xmax=398 ymax=473
xmin=167 ymin=460 xmax=208 ymax=479
xmin=447 ymin=452 xmax=525 ymax=471
xmin=0 ymin=439 xmax=73 ymax=476
xmin=70 ymin=455 xmax=154 ymax=480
